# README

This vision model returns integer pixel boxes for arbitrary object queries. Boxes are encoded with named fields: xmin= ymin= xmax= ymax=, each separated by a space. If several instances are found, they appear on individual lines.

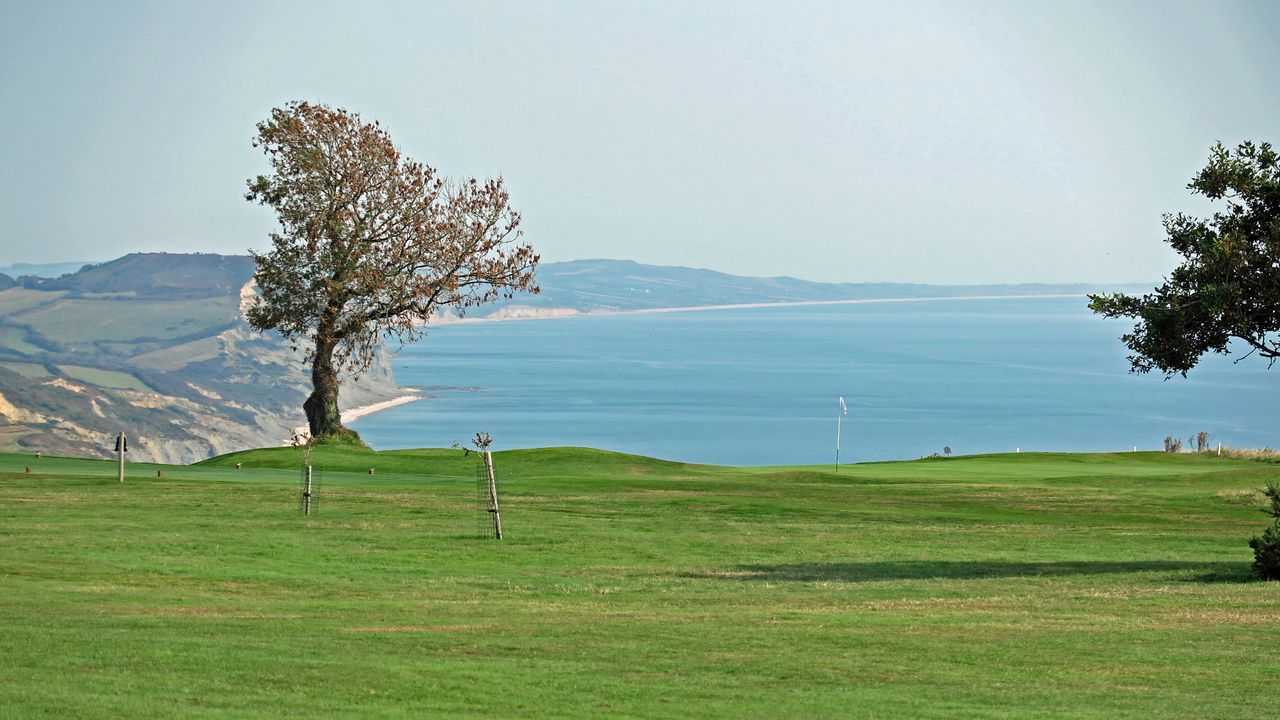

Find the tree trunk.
xmin=304 ymin=333 xmax=344 ymax=438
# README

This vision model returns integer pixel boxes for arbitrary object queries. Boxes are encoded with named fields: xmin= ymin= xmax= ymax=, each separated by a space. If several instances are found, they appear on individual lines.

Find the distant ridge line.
xmin=485 ymin=258 xmax=1151 ymax=317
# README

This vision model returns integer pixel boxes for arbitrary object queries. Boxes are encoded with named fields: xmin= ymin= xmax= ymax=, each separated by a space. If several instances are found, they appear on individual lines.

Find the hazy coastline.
xmin=428 ymin=292 xmax=1087 ymax=326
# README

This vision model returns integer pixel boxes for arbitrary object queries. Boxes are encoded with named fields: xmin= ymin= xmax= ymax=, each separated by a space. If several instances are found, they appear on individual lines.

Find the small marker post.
xmin=115 ymin=432 xmax=127 ymax=482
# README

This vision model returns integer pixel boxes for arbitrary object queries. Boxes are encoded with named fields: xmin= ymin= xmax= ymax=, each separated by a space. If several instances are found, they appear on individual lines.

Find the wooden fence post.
xmin=484 ymin=450 xmax=503 ymax=540
xmin=303 ymin=465 xmax=313 ymax=515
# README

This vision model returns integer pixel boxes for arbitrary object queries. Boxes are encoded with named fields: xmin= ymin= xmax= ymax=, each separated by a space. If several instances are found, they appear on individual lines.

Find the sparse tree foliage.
xmin=246 ymin=102 xmax=538 ymax=439
xmin=1089 ymin=141 xmax=1279 ymax=375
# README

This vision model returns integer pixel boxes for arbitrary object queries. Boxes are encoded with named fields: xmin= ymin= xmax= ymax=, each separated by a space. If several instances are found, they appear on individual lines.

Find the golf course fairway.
xmin=1 ymin=447 xmax=1277 ymax=718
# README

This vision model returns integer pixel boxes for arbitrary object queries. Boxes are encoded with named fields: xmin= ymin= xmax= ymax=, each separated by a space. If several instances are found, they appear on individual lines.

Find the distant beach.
xmin=429 ymin=293 xmax=1085 ymax=326
xmin=611 ymin=293 xmax=1084 ymax=316
xmin=342 ymin=393 xmax=423 ymax=423
xmin=289 ymin=392 xmax=424 ymax=444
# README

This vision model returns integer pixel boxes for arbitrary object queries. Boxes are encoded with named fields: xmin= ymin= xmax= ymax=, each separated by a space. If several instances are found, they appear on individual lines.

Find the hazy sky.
xmin=2 ymin=1 xmax=1277 ymax=284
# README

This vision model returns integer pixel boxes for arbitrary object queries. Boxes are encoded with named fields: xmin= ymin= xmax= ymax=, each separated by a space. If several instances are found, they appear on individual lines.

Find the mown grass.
xmin=1 ymin=448 xmax=1277 ymax=718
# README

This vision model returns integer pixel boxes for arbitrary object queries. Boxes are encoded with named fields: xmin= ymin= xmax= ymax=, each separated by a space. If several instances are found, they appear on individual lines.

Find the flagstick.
xmin=835 ymin=412 xmax=841 ymax=472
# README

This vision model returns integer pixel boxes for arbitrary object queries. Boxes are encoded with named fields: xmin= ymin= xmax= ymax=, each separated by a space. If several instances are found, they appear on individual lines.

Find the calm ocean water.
xmin=351 ymin=297 xmax=1280 ymax=465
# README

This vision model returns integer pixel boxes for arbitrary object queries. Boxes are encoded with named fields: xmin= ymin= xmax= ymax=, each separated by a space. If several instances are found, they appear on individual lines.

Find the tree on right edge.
xmin=1088 ymin=141 xmax=1279 ymax=375
xmin=1088 ymin=140 xmax=1279 ymax=579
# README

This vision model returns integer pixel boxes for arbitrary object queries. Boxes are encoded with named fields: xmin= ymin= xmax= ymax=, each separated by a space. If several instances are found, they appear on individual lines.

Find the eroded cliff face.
xmin=0 ymin=319 xmax=402 ymax=464
xmin=0 ymin=261 xmax=405 ymax=464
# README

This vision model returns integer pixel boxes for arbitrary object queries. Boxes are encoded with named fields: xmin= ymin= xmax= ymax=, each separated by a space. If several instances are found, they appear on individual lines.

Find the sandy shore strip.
xmin=614 ymin=293 xmax=1085 ymax=316
xmin=287 ymin=392 xmax=424 ymax=444
xmin=342 ymin=393 xmax=423 ymax=423
xmin=436 ymin=293 xmax=1086 ymax=325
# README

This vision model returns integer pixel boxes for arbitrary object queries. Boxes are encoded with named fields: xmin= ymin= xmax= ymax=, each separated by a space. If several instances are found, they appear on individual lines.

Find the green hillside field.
xmin=1 ymin=447 xmax=1277 ymax=718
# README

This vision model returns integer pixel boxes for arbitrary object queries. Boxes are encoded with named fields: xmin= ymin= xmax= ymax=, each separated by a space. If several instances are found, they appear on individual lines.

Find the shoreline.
xmin=342 ymin=393 xmax=424 ymax=423
xmin=322 ymin=293 xmax=1084 ymax=442
xmin=287 ymin=392 xmax=424 ymax=444
xmin=432 ymin=293 xmax=1087 ymax=326
xmin=609 ymin=293 xmax=1085 ymax=316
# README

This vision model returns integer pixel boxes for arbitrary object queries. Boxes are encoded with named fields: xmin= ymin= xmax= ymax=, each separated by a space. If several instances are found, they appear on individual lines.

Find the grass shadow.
xmin=691 ymin=560 xmax=1254 ymax=584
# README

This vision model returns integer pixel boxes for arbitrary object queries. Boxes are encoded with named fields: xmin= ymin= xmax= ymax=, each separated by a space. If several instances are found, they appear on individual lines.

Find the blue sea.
xmin=351 ymin=297 xmax=1280 ymax=465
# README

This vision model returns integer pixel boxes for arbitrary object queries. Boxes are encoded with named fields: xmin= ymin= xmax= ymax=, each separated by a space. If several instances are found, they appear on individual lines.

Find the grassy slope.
xmin=54 ymin=365 xmax=156 ymax=392
xmin=0 ymin=361 xmax=51 ymax=378
xmin=1 ymin=448 xmax=1277 ymax=718
xmin=11 ymin=297 xmax=240 ymax=345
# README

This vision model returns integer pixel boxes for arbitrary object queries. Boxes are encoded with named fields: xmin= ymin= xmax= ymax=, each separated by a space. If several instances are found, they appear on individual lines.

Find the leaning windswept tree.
xmin=1089 ymin=141 xmax=1279 ymax=376
xmin=246 ymin=101 xmax=538 ymax=440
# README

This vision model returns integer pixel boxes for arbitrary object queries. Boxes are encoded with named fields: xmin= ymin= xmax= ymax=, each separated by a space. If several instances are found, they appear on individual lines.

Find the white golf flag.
xmin=838 ymin=396 xmax=847 ymax=415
